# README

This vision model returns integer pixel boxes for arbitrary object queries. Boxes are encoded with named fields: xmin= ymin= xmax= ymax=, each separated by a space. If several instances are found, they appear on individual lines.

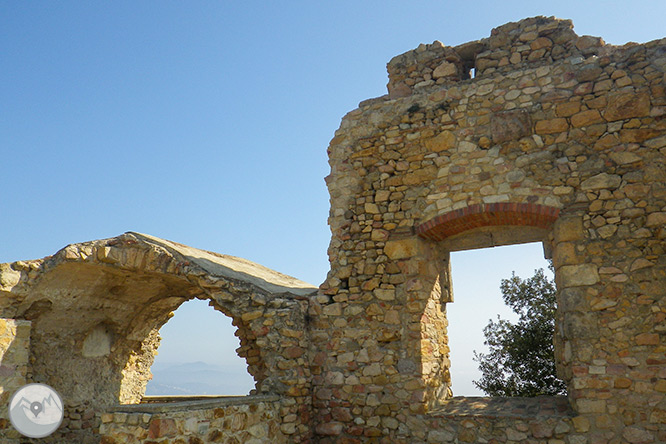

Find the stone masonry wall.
xmin=0 ymin=233 xmax=315 ymax=443
xmin=318 ymin=16 xmax=666 ymax=443
xmin=98 ymin=396 xmax=285 ymax=444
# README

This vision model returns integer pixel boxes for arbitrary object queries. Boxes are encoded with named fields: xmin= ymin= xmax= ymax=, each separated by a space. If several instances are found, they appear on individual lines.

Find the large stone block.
xmin=580 ymin=173 xmax=622 ymax=190
xmin=535 ymin=118 xmax=568 ymax=134
xmin=604 ymin=91 xmax=651 ymax=122
xmin=554 ymin=216 xmax=584 ymax=242
xmin=559 ymin=264 xmax=600 ymax=287
xmin=490 ymin=109 xmax=532 ymax=143
xmin=384 ymin=238 xmax=421 ymax=260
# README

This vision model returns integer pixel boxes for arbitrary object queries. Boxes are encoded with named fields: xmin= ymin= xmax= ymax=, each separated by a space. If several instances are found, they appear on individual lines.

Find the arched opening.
xmin=116 ymin=286 xmax=269 ymax=405
xmin=145 ymin=298 xmax=254 ymax=397
xmin=7 ymin=233 xmax=315 ymax=442
xmin=18 ymin=233 xmax=292 ymax=409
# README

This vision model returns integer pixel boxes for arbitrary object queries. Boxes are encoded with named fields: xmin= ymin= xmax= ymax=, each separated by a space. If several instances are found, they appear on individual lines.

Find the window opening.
xmin=460 ymin=58 xmax=476 ymax=79
xmin=145 ymin=299 xmax=254 ymax=396
xmin=447 ymin=242 xmax=553 ymax=396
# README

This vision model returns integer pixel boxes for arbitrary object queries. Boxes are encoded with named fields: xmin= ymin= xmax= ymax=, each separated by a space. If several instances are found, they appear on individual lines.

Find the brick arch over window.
xmin=416 ymin=203 xmax=560 ymax=241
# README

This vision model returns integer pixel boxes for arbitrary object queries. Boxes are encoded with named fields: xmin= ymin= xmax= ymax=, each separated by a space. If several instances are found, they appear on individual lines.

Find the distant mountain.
xmin=145 ymin=361 xmax=254 ymax=396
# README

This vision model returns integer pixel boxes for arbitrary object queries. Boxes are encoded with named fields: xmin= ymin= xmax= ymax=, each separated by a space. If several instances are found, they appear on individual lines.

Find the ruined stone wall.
xmin=318 ymin=16 xmax=666 ymax=443
xmin=0 ymin=233 xmax=316 ymax=443
xmin=0 ymin=16 xmax=665 ymax=444
xmin=98 ymin=395 xmax=286 ymax=443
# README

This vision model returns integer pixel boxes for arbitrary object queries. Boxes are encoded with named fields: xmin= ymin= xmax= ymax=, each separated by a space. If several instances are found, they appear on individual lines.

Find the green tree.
xmin=473 ymin=267 xmax=566 ymax=396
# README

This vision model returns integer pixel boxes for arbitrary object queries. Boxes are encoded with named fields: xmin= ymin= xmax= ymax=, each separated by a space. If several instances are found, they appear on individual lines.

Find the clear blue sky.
xmin=2 ymin=2 xmax=663 ymax=397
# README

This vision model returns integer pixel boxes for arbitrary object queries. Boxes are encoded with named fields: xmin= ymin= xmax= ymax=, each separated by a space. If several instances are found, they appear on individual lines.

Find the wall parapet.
xmin=99 ymin=395 xmax=287 ymax=443
xmin=424 ymin=397 xmax=575 ymax=443
xmin=107 ymin=394 xmax=280 ymax=414
xmin=431 ymin=395 xmax=572 ymax=419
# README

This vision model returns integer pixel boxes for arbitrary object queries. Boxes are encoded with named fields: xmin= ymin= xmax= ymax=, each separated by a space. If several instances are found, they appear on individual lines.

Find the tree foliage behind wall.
xmin=473 ymin=267 xmax=567 ymax=397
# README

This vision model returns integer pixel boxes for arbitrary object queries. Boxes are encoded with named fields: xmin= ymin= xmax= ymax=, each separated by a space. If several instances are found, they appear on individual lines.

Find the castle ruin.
xmin=1 ymin=16 xmax=665 ymax=443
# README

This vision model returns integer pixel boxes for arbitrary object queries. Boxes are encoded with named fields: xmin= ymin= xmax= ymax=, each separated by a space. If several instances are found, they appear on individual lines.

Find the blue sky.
xmin=2 ymin=2 xmax=664 ymax=396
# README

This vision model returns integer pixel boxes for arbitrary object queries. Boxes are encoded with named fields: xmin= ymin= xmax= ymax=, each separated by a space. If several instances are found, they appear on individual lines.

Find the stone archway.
xmin=1 ymin=232 xmax=316 ymax=441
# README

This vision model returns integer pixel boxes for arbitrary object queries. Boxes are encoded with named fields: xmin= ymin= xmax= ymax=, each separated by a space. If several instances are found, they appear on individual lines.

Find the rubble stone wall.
xmin=98 ymin=395 xmax=286 ymax=444
xmin=318 ymin=15 xmax=666 ymax=443
xmin=0 ymin=233 xmax=315 ymax=443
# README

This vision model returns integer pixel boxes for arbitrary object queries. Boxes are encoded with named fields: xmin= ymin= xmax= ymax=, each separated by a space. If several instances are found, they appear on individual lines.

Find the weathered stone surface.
xmin=81 ymin=324 xmax=113 ymax=357
xmin=315 ymin=422 xmax=344 ymax=436
xmin=554 ymin=217 xmax=584 ymax=242
xmin=384 ymin=238 xmax=420 ymax=259
xmin=432 ymin=61 xmax=458 ymax=78
xmin=646 ymin=212 xmax=666 ymax=227
xmin=0 ymin=318 xmax=29 ymax=430
xmin=388 ymin=81 xmax=412 ymax=99
xmin=148 ymin=418 xmax=178 ymax=438
xmin=0 ymin=264 xmax=20 ymax=291
xmin=535 ymin=117 xmax=568 ymax=134
xmin=571 ymin=109 xmax=603 ymax=127
xmin=559 ymin=264 xmax=600 ymax=287
xmin=424 ymin=130 xmax=456 ymax=152
xmin=580 ymin=173 xmax=622 ymax=190
xmin=604 ymin=91 xmax=651 ymax=121
xmin=610 ymin=151 xmax=641 ymax=165
xmin=576 ymin=35 xmax=604 ymax=51
xmin=490 ymin=109 xmax=532 ymax=143
xmin=622 ymin=426 xmax=655 ymax=443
